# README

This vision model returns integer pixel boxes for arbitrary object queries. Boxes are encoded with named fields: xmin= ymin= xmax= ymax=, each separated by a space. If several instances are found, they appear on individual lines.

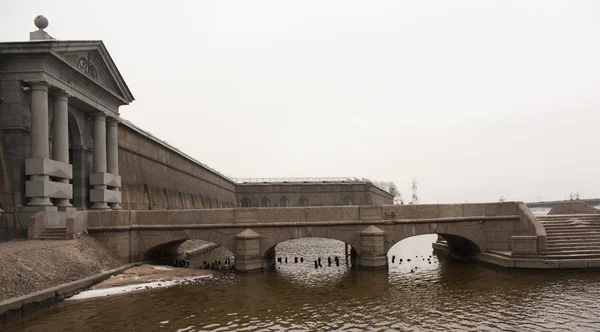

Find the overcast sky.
xmin=2 ymin=1 xmax=599 ymax=203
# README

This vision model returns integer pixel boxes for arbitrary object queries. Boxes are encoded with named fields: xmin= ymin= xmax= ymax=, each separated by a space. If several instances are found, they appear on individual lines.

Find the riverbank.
xmin=0 ymin=237 xmax=222 ymax=323
xmin=0 ymin=236 xmax=122 ymax=302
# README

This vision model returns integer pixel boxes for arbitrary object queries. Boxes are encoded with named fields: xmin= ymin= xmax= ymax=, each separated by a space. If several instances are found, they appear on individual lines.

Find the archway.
xmin=263 ymin=237 xmax=357 ymax=271
xmin=386 ymin=233 xmax=481 ymax=273
xmin=145 ymin=238 xmax=236 ymax=270
xmin=68 ymin=109 xmax=86 ymax=209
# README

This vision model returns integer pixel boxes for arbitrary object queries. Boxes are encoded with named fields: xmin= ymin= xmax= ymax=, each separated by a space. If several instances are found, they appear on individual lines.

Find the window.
xmin=279 ymin=196 xmax=289 ymax=207
xmin=341 ymin=197 xmax=352 ymax=206
xmin=260 ymin=197 xmax=270 ymax=207
xmin=240 ymin=198 xmax=251 ymax=208
xmin=298 ymin=197 xmax=307 ymax=207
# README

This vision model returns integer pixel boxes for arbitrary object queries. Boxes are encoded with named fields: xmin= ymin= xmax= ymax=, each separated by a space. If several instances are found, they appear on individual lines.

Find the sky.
xmin=1 ymin=1 xmax=599 ymax=204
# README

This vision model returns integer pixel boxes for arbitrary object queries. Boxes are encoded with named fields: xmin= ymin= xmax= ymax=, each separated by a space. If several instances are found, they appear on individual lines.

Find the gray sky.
xmin=2 ymin=1 xmax=599 ymax=203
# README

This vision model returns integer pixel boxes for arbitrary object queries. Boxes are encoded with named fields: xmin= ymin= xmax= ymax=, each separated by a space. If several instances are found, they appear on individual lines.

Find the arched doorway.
xmin=68 ymin=110 xmax=86 ymax=210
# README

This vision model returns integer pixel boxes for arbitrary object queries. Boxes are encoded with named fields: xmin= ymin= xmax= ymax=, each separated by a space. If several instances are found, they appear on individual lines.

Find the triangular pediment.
xmin=52 ymin=41 xmax=134 ymax=104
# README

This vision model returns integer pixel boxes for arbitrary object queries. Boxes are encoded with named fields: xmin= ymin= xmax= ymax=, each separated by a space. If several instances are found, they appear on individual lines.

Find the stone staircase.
xmin=35 ymin=226 xmax=66 ymax=240
xmin=539 ymin=214 xmax=600 ymax=259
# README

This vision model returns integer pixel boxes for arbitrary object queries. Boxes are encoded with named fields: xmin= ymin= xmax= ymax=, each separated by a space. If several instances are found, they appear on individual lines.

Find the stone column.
xmin=28 ymin=82 xmax=52 ymax=206
xmin=90 ymin=114 xmax=109 ymax=209
xmin=52 ymin=91 xmax=72 ymax=208
xmin=235 ymin=229 xmax=263 ymax=272
xmin=358 ymin=225 xmax=388 ymax=269
xmin=106 ymin=118 xmax=121 ymax=210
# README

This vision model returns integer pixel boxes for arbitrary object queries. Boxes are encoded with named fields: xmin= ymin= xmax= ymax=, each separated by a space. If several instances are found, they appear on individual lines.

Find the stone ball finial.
xmin=34 ymin=15 xmax=49 ymax=30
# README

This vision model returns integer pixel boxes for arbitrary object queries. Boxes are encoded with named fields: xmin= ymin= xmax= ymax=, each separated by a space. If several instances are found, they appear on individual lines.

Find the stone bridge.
xmin=59 ymin=202 xmax=545 ymax=271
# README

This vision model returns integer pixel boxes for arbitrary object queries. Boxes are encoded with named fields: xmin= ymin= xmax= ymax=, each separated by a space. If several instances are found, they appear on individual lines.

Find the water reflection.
xmin=5 ymin=235 xmax=600 ymax=331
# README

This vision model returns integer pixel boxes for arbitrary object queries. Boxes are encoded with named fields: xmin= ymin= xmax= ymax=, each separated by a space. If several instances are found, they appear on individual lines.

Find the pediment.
xmin=52 ymin=41 xmax=134 ymax=104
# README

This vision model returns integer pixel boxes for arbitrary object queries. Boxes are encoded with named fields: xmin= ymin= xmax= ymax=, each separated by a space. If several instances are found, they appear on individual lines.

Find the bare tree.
xmin=371 ymin=180 xmax=403 ymax=204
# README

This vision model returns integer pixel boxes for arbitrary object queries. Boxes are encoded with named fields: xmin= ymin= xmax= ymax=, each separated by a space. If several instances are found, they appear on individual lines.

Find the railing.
xmin=234 ymin=177 xmax=365 ymax=183
xmin=234 ymin=177 xmax=391 ymax=193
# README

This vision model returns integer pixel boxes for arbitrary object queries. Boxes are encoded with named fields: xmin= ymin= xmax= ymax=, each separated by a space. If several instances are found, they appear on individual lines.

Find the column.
xmin=52 ymin=91 xmax=72 ymax=208
xmin=106 ymin=118 xmax=121 ymax=209
xmin=28 ymin=82 xmax=52 ymax=206
xmin=90 ymin=114 xmax=109 ymax=209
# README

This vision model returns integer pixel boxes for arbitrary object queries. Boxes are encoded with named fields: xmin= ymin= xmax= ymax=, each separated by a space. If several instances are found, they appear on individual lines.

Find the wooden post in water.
xmin=345 ymin=243 xmax=349 ymax=264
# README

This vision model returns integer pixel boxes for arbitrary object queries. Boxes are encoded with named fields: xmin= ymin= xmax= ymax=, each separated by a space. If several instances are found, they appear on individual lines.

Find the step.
xmin=544 ymin=253 xmax=600 ymax=259
xmin=544 ymin=229 xmax=600 ymax=234
xmin=544 ymin=226 xmax=600 ymax=231
xmin=548 ymin=238 xmax=600 ymax=244
xmin=547 ymin=246 xmax=600 ymax=252
xmin=542 ymin=249 xmax=600 ymax=255
xmin=546 ymin=234 xmax=600 ymax=239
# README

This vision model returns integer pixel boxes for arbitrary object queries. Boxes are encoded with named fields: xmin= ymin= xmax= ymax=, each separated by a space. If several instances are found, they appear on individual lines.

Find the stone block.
xmin=501 ymin=202 xmax=519 ymax=216
xmin=342 ymin=206 xmax=360 ymax=220
xmin=360 ymin=206 xmax=382 ymax=220
xmin=131 ymin=210 xmax=169 ymax=226
xmin=438 ymin=204 xmax=463 ymax=218
xmin=200 ymin=209 xmax=234 ymax=224
xmin=25 ymin=179 xmax=72 ymax=199
xmin=510 ymin=236 xmax=538 ymax=255
xmin=25 ymin=158 xmax=72 ymax=179
xmin=558 ymin=260 xmax=587 ymax=269
xmin=305 ymin=206 xmax=342 ymax=222
xmin=474 ymin=252 xmax=515 ymax=268
xmin=462 ymin=204 xmax=484 ymax=217
xmin=358 ymin=255 xmax=387 ymax=269
xmin=90 ymin=188 xmax=121 ymax=203
xmin=256 ymin=207 xmax=305 ymax=223
xmin=167 ymin=210 xmax=204 ymax=225
xmin=235 ymin=209 xmax=257 ymax=223
xmin=483 ymin=203 xmax=503 ymax=216
xmin=90 ymin=172 xmax=121 ymax=188
xmin=587 ymin=259 xmax=600 ymax=269
xmin=515 ymin=259 xmax=558 ymax=269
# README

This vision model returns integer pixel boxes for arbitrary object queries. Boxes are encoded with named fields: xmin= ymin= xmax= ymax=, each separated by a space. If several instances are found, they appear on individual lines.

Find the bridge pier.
xmin=235 ymin=229 xmax=263 ymax=272
xmin=357 ymin=225 xmax=387 ymax=269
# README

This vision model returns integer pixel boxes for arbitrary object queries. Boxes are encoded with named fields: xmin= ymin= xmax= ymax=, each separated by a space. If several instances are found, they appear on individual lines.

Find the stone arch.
xmin=297 ymin=196 xmax=308 ymax=207
xmin=240 ymin=197 xmax=251 ymax=207
xmin=383 ymin=223 xmax=483 ymax=255
xmin=279 ymin=196 xmax=289 ymax=207
xmin=259 ymin=197 xmax=271 ymax=207
xmin=341 ymin=196 xmax=352 ymax=206
xmin=258 ymin=228 xmax=362 ymax=259
xmin=139 ymin=230 xmax=238 ymax=261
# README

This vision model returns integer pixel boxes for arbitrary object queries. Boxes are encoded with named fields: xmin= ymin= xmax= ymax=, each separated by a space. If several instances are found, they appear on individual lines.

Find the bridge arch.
xmin=258 ymin=229 xmax=362 ymax=260
xmin=383 ymin=223 xmax=483 ymax=256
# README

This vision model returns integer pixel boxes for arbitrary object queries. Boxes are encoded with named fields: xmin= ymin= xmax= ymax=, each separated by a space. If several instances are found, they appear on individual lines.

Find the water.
xmin=5 ymin=235 xmax=600 ymax=331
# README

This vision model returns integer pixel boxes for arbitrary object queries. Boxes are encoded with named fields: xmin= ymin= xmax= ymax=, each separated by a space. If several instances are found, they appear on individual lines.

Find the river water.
xmin=5 ymin=235 xmax=600 ymax=332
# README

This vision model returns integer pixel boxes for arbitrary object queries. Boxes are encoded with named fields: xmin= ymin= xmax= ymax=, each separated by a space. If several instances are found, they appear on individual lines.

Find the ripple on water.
xmin=6 ymin=236 xmax=600 ymax=331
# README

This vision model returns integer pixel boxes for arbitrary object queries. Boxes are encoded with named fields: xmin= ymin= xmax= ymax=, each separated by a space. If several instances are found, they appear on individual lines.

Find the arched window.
xmin=240 ymin=198 xmax=251 ymax=208
xmin=260 ymin=197 xmax=270 ymax=207
xmin=297 ymin=197 xmax=307 ymax=207
xmin=279 ymin=196 xmax=289 ymax=207
xmin=341 ymin=196 xmax=352 ymax=206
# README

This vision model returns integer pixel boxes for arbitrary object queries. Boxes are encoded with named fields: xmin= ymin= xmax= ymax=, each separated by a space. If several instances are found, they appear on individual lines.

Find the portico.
xmin=0 ymin=16 xmax=134 ymax=232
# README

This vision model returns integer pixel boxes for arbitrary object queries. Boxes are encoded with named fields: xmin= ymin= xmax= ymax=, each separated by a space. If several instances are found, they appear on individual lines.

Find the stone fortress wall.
xmin=236 ymin=182 xmax=392 ymax=207
xmin=118 ymin=120 xmax=238 ymax=211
